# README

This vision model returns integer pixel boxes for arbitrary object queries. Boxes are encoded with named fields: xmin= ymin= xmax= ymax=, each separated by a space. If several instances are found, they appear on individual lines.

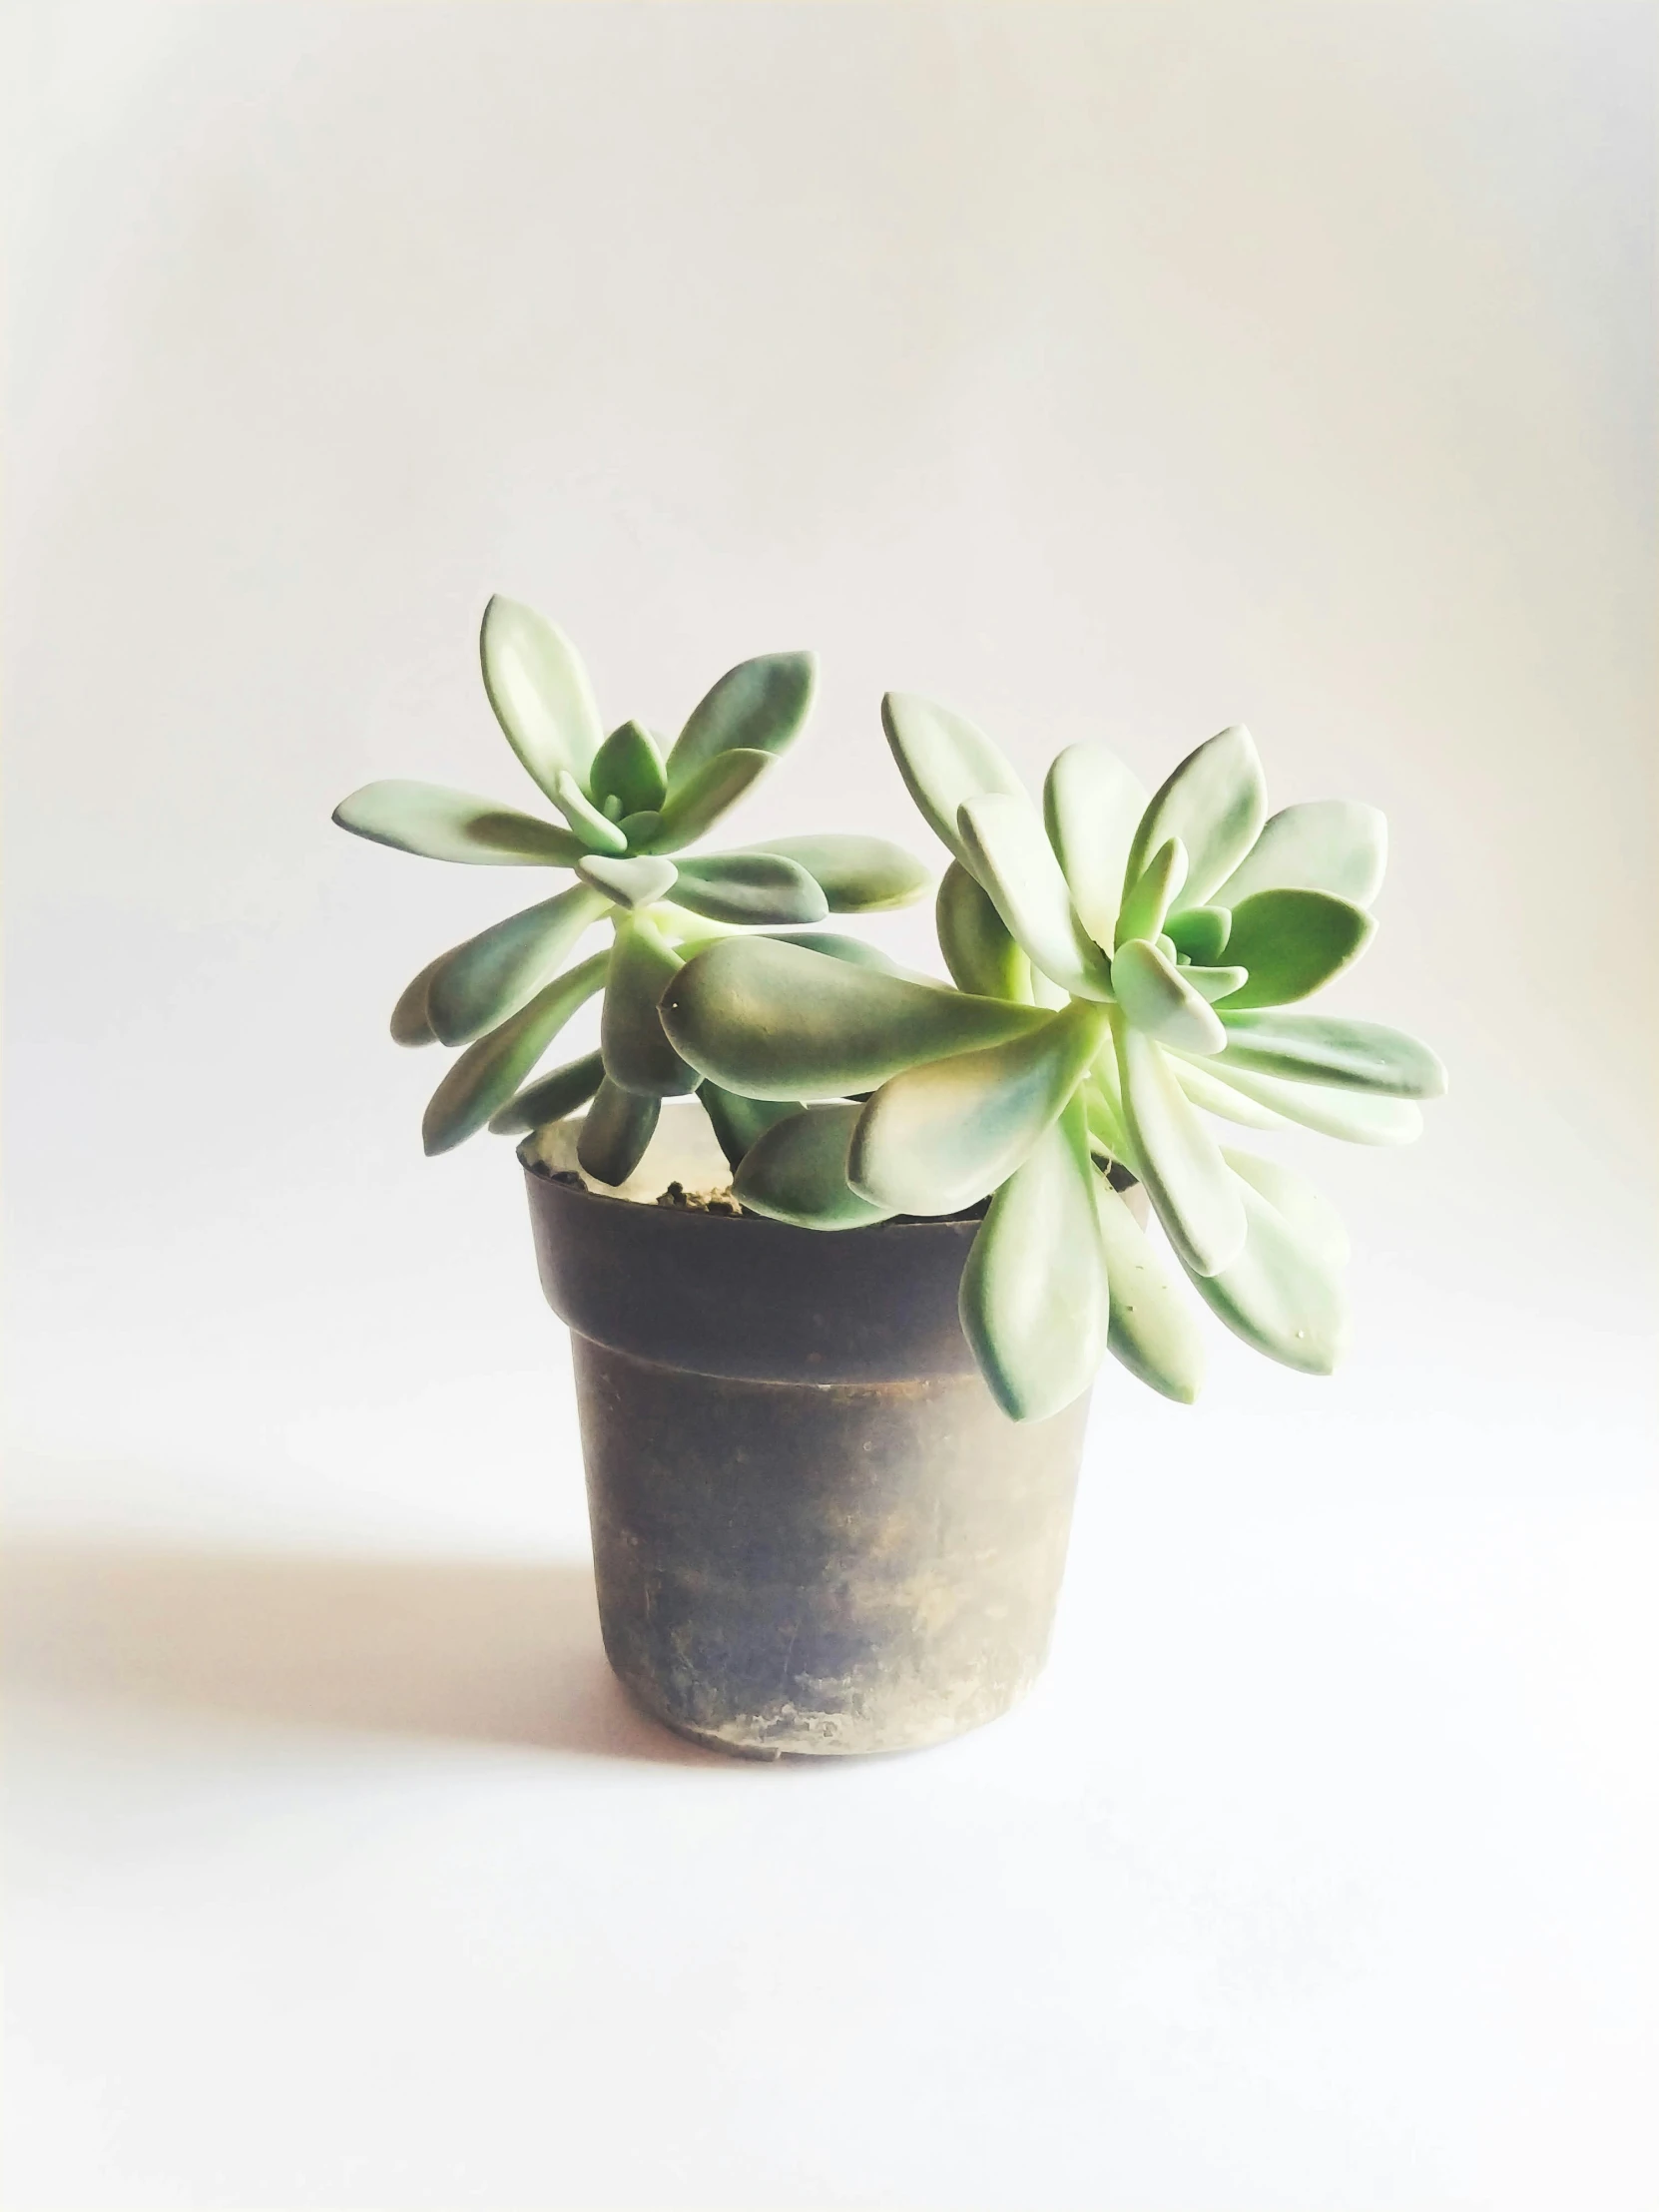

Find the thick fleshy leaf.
xmin=479 ymin=596 xmax=602 ymax=799
xmin=957 ymin=795 xmax=1114 ymax=999
xmin=588 ymin=721 xmax=667 ymax=818
xmin=1214 ymin=889 xmax=1375 ymax=1009
xmin=601 ymin=917 xmax=695 ymax=1097
xmin=1172 ymin=1053 xmax=1424 ymax=1143
xmin=740 ymin=834 xmax=929 ymax=912
xmin=332 ymin=781 xmax=582 ymax=867
xmin=1223 ymin=1149 xmax=1351 ymax=1269
xmin=1181 ymin=1172 xmax=1351 ymax=1374
xmin=670 ymin=851 xmax=830 ymax=926
xmin=958 ymin=1098 xmax=1109 ymax=1422
xmin=697 ymin=1082 xmax=803 ymax=1171
xmin=649 ymin=749 xmax=773 ymax=852
xmin=421 ymin=950 xmax=609 ymax=1155
xmin=1081 ymin=1074 xmax=1130 ymax=1160
xmin=551 ymin=769 xmax=628 ymax=856
xmin=1216 ymin=1011 xmax=1447 ymax=1097
xmin=1094 ymin=1178 xmax=1206 ymax=1403
xmin=617 ymin=809 xmax=663 ymax=845
xmin=935 ymin=859 xmax=1030 ymax=1000
xmin=760 ymin=932 xmax=902 ymax=972
xmin=666 ymin=652 xmax=817 ymax=791
xmin=389 ymin=956 xmax=442 ymax=1046
xmin=1125 ymin=725 xmax=1267 ymax=907
xmin=425 ymin=881 xmax=609 ymax=1046
xmin=577 ymin=853 xmax=680 ymax=909
xmin=1115 ymin=1018 xmax=1247 ymax=1275
xmin=1042 ymin=743 xmax=1149 ymax=950
xmin=849 ymin=1001 xmax=1109 ymax=1216
xmin=1115 ymin=837 xmax=1188 ymax=949
xmin=1182 ymin=964 xmax=1250 ymax=1002
xmin=1111 ymin=938 xmax=1227 ymax=1054
xmin=881 ymin=692 xmax=1026 ymax=865
xmin=488 ymin=1049 xmax=606 ymax=1135
xmin=660 ymin=936 xmax=1047 ymax=1101
xmin=1213 ymin=800 xmax=1387 ymax=909
xmin=577 ymin=1079 xmax=661 ymax=1185
xmin=1166 ymin=905 xmax=1231 ymax=965
xmin=734 ymin=1104 xmax=894 ymax=1229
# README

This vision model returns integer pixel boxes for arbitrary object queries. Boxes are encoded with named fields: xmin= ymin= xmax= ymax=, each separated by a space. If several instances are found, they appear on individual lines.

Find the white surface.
xmin=4 ymin=4 xmax=1655 ymax=2208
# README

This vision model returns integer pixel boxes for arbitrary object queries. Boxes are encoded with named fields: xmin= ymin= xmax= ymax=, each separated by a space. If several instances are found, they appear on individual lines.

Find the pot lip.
xmin=517 ymin=1138 xmax=986 ymax=1234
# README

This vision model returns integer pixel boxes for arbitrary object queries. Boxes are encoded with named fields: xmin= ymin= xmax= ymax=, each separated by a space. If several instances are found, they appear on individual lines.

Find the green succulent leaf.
xmin=425 ymin=881 xmax=609 ymax=1046
xmin=577 ymin=1079 xmax=661 ymax=1186
xmin=576 ymin=853 xmax=680 ymax=909
xmin=1182 ymin=963 xmax=1251 ymax=1002
xmin=389 ymin=956 xmax=443 ymax=1046
xmin=670 ymin=851 xmax=830 ymax=926
xmin=1165 ymin=904 xmax=1232 ymax=965
xmin=1213 ymin=800 xmax=1387 ymax=909
xmin=421 ymin=950 xmax=609 ymax=1156
xmin=617 ymin=809 xmax=664 ymax=845
xmin=849 ymin=1001 xmax=1109 ymax=1217
xmin=739 ymin=834 xmax=929 ymax=912
xmin=697 ymin=1081 xmax=804 ymax=1171
xmin=660 ymin=936 xmax=1047 ymax=1101
xmin=881 ymin=692 xmax=1027 ymax=866
xmin=1115 ymin=836 xmax=1189 ymax=949
xmin=935 ymin=859 xmax=1031 ymax=1000
xmin=1216 ymin=1011 xmax=1447 ymax=1097
xmin=588 ymin=721 xmax=668 ymax=818
xmin=666 ymin=652 xmax=818 ymax=792
xmin=1223 ymin=1149 xmax=1351 ymax=1270
xmin=958 ymin=1097 xmax=1110 ymax=1423
xmin=479 ymin=597 xmax=603 ymax=800
xmin=760 ymin=932 xmax=902 ymax=972
xmin=601 ymin=916 xmax=695 ymax=1097
xmin=733 ymin=1104 xmax=895 ymax=1229
xmin=551 ymin=769 xmax=629 ymax=856
xmin=1180 ymin=1168 xmax=1351 ymax=1375
xmin=1094 ymin=1179 xmax=1206 ymax=1403
xmin=1043 ymin=743 xmax=1149 ymax=952
xmin=1125 ymin=725 xmax=1267 ymax=908
xmin=957 ymin=794 xmax=1115 ymax=1000
xmin=1111 ymin=938 xmax=1228 ymax=1054
xmin=649 ymin=748 xmax=774 ymax=853
xmin=1115 ymin=1017 xmax=1247 ymax=1276
xmin=487 ymin=1048 xmax=606 ymax=1135
xmin=1172 ymin=1054 xmax=1425 ymax=1143
xmin=1213 ymin=888 xmax=1375 ymax=1008
xmin=332 ymin=781 xmax=584 ymax=867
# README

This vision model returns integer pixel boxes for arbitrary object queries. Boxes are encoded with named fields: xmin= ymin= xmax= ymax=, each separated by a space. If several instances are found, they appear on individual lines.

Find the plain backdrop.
xmin=4 ymin=4 xmax=1655 ymax=2208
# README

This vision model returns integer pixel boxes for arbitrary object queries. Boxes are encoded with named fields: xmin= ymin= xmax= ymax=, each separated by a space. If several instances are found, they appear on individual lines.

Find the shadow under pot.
xmin=521 ymin=1105 xmax=1127 ymax=1759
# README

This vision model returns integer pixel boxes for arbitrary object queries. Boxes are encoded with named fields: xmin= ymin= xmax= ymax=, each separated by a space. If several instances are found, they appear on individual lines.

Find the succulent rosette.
xmin=661 ymin=699 xmax=1445 ymax=1419
xmin=333 ymin=599 xmax=928 ymax=1183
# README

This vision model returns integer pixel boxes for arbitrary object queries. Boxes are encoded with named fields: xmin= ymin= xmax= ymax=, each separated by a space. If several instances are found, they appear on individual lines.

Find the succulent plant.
xmin=333 ymin=599 xmax=929 ymax=1184
xmin=659 ymin=698 xmax=1446 ymax=1420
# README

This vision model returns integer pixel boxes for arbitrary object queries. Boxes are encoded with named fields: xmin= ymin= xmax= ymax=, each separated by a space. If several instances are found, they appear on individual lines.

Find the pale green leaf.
xmin=670 ymin=851 xmax=830 ymax=926
xmin=666 ymin=652 xmax=817 ymax=791
xmin=332 ymin=781 xmax=582 ymax=867
xmin=957 ymin=794 xmax=1114 ymax=999
xmin=1094 ymin=1179 xmax=1206 ymax=1403
xmin=1115 ymin=837 xmax=1188 ymax=949
xmin=617 ymin=809 xmax=663 ymax=845
xmin=849 ymin=1001 xmax=1109 ymax=1216
xmin=426 ymin=881 xmax=609 ymax=1046
xmin=389 ymin=956 xmax=442 ymax=1046
xmin=1165 ymin=905 xmax=1231 ymax=965
xmin=1217 ymin=1011 xmax=1447 ymax=1097
xmin=601 ymin=916 xmax=695 ymax=1097
xmin=1182 ymin=964 xmax=1251 ymax=1002
xmin=740 ymin=834 xmax=929 ymax=912
xmin=576 ymin=853 xmax=680 ymax=909
xmin=588 ymin=721 xmax=667 ymax=817
xmin=1043 ymin=743 xmax=1148 ymax=950
xmin=649 ymin=749 xmax=773 ymax=853
xmin=1111 ymin=937 xmax=1228 ymax=1054
xmin=1169 ymin=1056 xmax=1293 ymax=1130
xmin=935 ymin=859 xmax=1031 ymax=1000
xmin=1115 ymin=1017 xmax=1247 ymax=1275
xmin=421 ymin=950 xmax=609 ymax=1155
xmin=733 ymin=1104 xmax=894 ymax=1229
xmin=1125 ymin=725 xmax=1267 ymax=907
xmin=1222 ymin=1149 xmax=1351 ymax=1269
xmin=1213 ymin=889 xmax=1375 ymax=1008
xmin=577 ymin=1079 xmax=660 ymax=1186
xmin=1171 ymin=1053 xmax=1424 ymax=1143
xmin=552 ymin=769 xmax=629 ymax=856
xmin=880 ymin=691 xmax=1026 ymax=865
xmin=759 ymin=932 xmax=903 ymax=972
xmin=1213 ymin=800 xmax=1387 ymax=908
xmin=1181 ymin=1172 xmax=1351 ymax=1374
xmin=488 ymin=1049 xmax=606 ymax=1134
xmin=697 ymin=1081 xmax=804 ymax=1171
xmin=479 ymin=596 xmax=602 ymax=800
xmin=958 ymin=1097 xmax=1110 ymax=1422
xmin=660 ymin=936 xmax=1047 ymax=1101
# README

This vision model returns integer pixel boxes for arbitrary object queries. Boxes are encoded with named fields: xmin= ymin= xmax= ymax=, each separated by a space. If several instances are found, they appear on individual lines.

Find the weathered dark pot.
xmin=520 ymin=1111 xmax=1103 ymax=1758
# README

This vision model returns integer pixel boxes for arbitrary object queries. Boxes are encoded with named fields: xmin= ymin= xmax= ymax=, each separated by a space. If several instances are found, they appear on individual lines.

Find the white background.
xmin=4 ymin=4 xmax=1655 ymax=2207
